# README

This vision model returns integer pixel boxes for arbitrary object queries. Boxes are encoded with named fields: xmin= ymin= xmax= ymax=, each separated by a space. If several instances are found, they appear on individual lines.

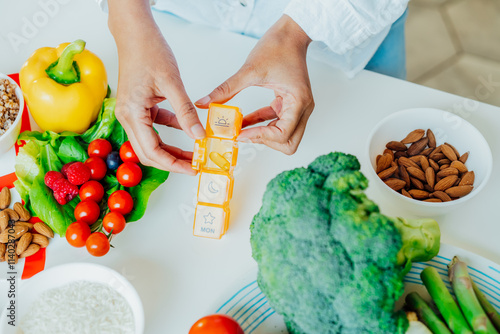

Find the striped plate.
xmin=215 ymin=243 xmax=500 ymax=333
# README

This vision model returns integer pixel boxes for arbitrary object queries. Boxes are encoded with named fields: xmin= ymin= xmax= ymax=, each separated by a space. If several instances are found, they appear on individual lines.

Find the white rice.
xmin=19 ymin=281 xmax=135 ymax=334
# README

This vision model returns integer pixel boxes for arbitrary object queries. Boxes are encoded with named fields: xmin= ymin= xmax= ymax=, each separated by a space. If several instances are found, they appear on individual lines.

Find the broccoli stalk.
xmin=448 ymin=257 xmax=499 ymax=334
xmin=250 ymin=152 xmax=441 ymax=334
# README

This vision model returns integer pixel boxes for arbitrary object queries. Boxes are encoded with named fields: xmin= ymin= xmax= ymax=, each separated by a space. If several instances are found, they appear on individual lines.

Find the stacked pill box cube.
xmin=192 ymin=103 xmax=243 ymax=239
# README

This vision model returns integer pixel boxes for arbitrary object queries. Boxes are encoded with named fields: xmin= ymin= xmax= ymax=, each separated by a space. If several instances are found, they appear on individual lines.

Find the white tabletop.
xmin=1 ymin=1 xmax=499 ymax=333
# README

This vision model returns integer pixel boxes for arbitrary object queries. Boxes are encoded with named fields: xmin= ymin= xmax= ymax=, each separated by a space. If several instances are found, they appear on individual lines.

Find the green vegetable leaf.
xmin=127 ymin=166 xmax=169 ymax=222
xmin=81 ymin=98 xmax=117 ymax=143
xmin=58 ymin=136 xmax=89 ymax=164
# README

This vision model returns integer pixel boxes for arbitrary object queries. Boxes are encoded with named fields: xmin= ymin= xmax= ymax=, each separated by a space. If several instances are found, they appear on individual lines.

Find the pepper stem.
xmin=45 ymin=39 xmax=86 ymax=84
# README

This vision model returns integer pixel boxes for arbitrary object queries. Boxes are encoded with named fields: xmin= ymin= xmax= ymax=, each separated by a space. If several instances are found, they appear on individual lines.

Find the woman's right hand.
xmin=108 ymin=0 xmax=205 ymax=174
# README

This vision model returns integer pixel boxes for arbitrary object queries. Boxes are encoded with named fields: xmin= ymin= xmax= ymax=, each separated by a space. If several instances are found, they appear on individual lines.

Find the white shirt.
xmin=97 ymin=0 xmax=408 ymax=77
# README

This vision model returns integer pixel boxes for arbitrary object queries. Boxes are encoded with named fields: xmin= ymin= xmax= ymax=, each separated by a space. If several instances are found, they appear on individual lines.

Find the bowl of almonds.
xmin=367 ymin=108 xmax=492 ymax=216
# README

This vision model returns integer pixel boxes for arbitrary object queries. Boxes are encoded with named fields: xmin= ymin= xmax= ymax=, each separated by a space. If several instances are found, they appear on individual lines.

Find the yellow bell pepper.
xmin=20 ymin=39 xmax=107 ymax=134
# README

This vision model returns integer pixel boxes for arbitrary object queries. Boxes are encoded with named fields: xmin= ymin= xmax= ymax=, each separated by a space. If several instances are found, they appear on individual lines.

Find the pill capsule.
xmin=223 ymin=152 xmax=232 ymax=161
xmin=209 ymin=152 xmax=230 ymax=171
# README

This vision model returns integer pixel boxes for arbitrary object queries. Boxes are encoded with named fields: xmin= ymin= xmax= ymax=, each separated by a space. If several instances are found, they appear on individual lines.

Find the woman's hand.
xmin=195 ymin=15 xmax=314 ymax=155
xmin=108 ymin=0 xmax=204 ymax=174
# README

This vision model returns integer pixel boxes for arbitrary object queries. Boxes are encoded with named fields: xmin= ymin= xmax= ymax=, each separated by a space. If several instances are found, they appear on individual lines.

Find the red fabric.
xmin=1 ymin=73 xmax=47 ymax=279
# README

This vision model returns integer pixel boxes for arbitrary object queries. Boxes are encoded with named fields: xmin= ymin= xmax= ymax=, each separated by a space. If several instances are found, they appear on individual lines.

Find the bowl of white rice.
xmin=0 ymin=73 xmax=23 ymax=156
xmin=0 ymin=262 xmax=144 ymax=334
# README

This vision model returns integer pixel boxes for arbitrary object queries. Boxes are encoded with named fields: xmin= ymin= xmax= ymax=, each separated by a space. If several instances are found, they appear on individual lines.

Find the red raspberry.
xmin=61 ymin=162 xmax=75 ymax=178
xmin=44 ymin=171 xmax=63 ymax=190
xmin=65 ymin=162 xmax=91 ymax=185
xmin=53 ymin=178 xmax=79 ymax=205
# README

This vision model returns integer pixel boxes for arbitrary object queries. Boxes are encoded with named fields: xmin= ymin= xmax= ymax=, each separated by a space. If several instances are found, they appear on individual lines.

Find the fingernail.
xmin=195 ymin=96 xmax=210 ymax=106
xmin=191 ymin=123 xmax=206 ymax=139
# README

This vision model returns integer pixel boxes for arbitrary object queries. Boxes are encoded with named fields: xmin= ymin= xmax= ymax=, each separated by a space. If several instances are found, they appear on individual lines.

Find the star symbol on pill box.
xmin=203 ymin=212 xmax=216 ymax=225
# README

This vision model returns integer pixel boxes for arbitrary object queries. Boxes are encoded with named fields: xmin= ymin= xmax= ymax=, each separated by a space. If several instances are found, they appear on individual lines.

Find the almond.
xmin=399 ymin=156 xmax=420 ymax=169
xmin=378 ymin=165 xmax=398 ymax=180
xmin=394 ymin=151 xmax=408 ymax=159
xmin=450 ymin=160 xmax=467 ymax=173
xmin=376 ymin=154 xmax=392 ymax=173
xmin=429 ymin=159 xmax=440 ymax=172
xmin=13 ymin=202 xmax=31 ymax=222
xmin=445 ymin=185 xmax=473 ymax=198
xmin=0 ymin=187 xmax=10 ymax=209
xmin=16 ymin=232 xmax=32 ymax=255
xmin=459 ymin=152 xmax=469 ymax=164
xmin=0 ymin=225 xmax=28 ymax=243
xmin=459 ymin=171 xmax=475 ymax=186
xmin=424 ymin=198 xmax=442 ymax=203
xmin=20 ymin=244 xmax=40 ymax=258
xmin=15 ymin=222 xmax=33 ymax=231
xmin=440 ymin=164 xmax=450 ymax=170
xmin=399 ymin=166 xmax=410 ymax=188
xmin=402 ymin=189 xmax=412 ymax=198
xmin=407 ymin=167 xmax=426 ymax=181
xmin=386 ymin=141 xmax=407 ymax=151
xmin=410 ymin=177 xmax=424 ymax=190
xmin=0 ymin=243 xmax=5 ymax=259
xmin=427 ymin=129 xmax=436 ymax=148
xmin=407 ymin=137 xmax=429 ymax=156
xmin=420 ymin=156 xmax=430 ymax=172
xmin=441 ymin=144 xmax=458 ymax=161
xmin=376 ymin=154 xmax=381 ymax=165
xmin=408 ymin=189 xmax=430 ymax=199
xmin=401 ymin=129 xmax=425 ymax=144
xmin=437 ymin=167 xmax=459 ymax=178
xmin=33 ymin=222 xmax=54 ymax=239
xmin=424 ymin=184 xmax=434 ymax=193
xmin=430 ymin=153 xmax=446 ymax=161
xmin=438 ymin=159 xmax=451 ymax=166
xmin=425 ymin=167 xmax=435 ymax=188
xmin=31 ymin=234 xmax=49 ymax=248
xmin=409 ymin=155 xmax=424 ymax=164
xmin=384 ymin=178 xmax=406 ymax=191
xmin=0 ymin=211 xmax=8 ymax=232
xmin=432 ymin=191 xmax=452 ymax=202
xmin=421 ymin=147 xmax=433 ymax=156
xmin=434 ymin=175 xmax=459 ymax=191
xmin=445 ymin=142 xmax=461 ymax=159
xmin=3 ymin=208 xmax=19 ymax=222
xmin=383 ymin=149 xmax=395 ymax=160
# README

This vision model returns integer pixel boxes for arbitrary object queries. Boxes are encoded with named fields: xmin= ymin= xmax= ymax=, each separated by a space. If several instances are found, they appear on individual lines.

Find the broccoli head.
xmin=250 ymin=152 xmax=440 ymax=334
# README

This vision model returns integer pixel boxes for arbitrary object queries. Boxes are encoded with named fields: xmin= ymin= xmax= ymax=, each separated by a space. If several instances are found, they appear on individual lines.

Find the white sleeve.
xmin=284 ymin=0 xmax=408 ymax=55
xmin=95 ymin=0 xmax=157 ymax=12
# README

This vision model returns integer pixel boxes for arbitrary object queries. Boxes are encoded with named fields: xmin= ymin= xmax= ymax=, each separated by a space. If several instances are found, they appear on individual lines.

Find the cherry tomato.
xmin=74 ymin=200 xmax=101 ymax=225
xmin=85 ymin=157 xmax=108 ymax=181
xmin=85 ymin=232 xmax=110 ymax=257
xmin=116 ymin=162 xmax=142 ymax=187
xmin=102 ymin=212 xmax=126 ymax=234
xmin=119 ymin=141 xmax=140 ymax=163
xmin=189 ymin=315 xmax=243 ymax=334
xmin=88 ymin=139 xmax=112 ymax=159
xmin=65 ymin=221 xmax=91 ymax=248
xmin=108 ymin=190 xmax=133 ymax=215
xmin=79 ymin=180 xmax=105 ymax=202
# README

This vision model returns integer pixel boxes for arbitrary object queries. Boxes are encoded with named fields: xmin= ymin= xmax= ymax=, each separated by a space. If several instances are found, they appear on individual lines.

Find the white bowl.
xmin=0 ymin=73 xmax=24 ymax=155
xmin=366 ymin=108 xmax=493 ymax=217
xmin=0 ymin=262 xmax=144 ymax=334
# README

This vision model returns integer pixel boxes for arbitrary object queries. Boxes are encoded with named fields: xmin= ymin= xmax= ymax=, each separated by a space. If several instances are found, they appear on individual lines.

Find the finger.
xmin=240 ymin=108 xmax=311 ymax=155
xmin=159 ymin=142 xmax=193 ymax=161
xmin=194 ymin=69 xmax=252 ymax=108
xmin=239 ymin=96 xmax=304 ymax=145
xmin=242 ymin=106 xmax=278 ymax=128
xmin=152 ymin=107 xmax=182 ymax=130
xmin=158 ymin=78 xmax=206 ymax=140
xmin=118 ymin=107 xmax=196 ymax=175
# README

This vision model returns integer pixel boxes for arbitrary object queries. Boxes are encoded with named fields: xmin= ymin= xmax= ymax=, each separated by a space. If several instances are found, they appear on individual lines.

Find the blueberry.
xmin=106 ymin=151 xmax=121 ymax=170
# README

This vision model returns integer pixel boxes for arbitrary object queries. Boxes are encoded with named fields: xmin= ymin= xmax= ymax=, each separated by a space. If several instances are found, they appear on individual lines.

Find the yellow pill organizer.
xmin=192 ymin=103 xmax=243 ymax=239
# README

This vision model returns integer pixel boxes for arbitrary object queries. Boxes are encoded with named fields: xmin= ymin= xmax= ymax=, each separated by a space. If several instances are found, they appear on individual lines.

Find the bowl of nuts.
xmin=366 ymin=108 xmax=492 ymax=216
xmin=0 ymin=73 xmax=24 ymax=155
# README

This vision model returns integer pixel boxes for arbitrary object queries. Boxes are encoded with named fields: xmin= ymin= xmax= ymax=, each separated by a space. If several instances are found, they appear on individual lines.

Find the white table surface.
xmin=0 ymin=1 xmax=499 ymax=333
